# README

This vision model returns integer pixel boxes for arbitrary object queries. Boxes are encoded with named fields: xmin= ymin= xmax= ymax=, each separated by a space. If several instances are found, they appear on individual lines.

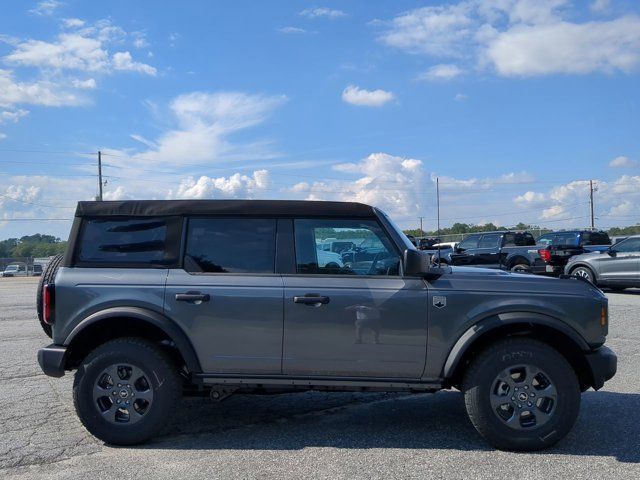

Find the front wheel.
xmin=462 ymin=338 xmax=580 ymax=451
xmin=571 ymin=266 xmax=595 ymax=284
xmin=510 ymin=264 xmax=530 ymax=274
xmin=73 ymin=337 xmax=181 ymax=445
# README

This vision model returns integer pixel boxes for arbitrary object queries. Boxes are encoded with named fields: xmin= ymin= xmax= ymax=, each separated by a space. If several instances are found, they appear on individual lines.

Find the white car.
xmin=1 ymin=264 xmax=28 ymax=277
xmin=317 ymin=248 xmax=344 ymax=268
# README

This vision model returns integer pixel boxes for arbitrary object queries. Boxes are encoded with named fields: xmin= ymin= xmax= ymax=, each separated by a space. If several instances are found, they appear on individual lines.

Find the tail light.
xmin=43 ymin=284 xmax=55 ymax=325
xmin=538 ymin=249 xmax=552 ymax=263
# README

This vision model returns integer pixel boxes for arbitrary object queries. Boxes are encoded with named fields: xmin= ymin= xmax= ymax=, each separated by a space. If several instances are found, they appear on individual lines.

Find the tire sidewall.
xmin=74 ymin=340 xmax=179 ymax=445
xmin=464 ymin=340 xmax=580 ymax=450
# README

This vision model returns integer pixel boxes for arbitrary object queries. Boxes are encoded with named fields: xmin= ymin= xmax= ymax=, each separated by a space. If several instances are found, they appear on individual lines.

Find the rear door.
xmin=282 ymin=218 xmax=428 ymax=378
xmin=164 ymin=217 xmax=283 ymax=374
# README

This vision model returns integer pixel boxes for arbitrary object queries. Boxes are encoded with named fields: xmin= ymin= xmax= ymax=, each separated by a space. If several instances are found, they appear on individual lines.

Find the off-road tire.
xmin=73 ymin=337 xmax=181 ymax=445
xmin=35 ymin=253 xmax=64 ymax=337
xmin=462 ymin=338 xmax=580 ymax=451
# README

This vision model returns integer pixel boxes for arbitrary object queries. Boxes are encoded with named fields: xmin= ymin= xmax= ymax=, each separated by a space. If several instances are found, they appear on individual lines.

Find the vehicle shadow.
xmin=143 ymin=390 xmax=640 ymax=463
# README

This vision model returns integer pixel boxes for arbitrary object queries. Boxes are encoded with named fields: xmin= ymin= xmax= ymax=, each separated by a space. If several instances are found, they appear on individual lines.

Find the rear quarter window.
xmin=75 ymin=217 xmax=181 ymax=267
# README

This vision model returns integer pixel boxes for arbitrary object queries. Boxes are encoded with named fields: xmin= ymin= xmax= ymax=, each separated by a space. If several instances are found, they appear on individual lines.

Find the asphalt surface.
xmin=1 ymin=276 xmax=639 ymax=479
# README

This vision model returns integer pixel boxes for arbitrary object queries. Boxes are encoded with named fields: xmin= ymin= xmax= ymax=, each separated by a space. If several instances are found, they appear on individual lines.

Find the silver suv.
xmin=565 ymin=234 xmax=640 ymax=291
xmin=37 ymin=200 xmax=616 ymax=450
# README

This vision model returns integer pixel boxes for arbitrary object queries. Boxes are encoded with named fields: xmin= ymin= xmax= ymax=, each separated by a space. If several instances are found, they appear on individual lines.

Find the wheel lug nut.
xmin=116 ymin=399 xmax=121 ymax=404
xmin=118 ymin=384 xmax=122 ymax=387
xmin=511 ymin=396 xmax=515 ymax=401
xmin=527 ymin=402 xmax=532 ymax=407
xmin=524 ymin=386 xmax=529 ymax=390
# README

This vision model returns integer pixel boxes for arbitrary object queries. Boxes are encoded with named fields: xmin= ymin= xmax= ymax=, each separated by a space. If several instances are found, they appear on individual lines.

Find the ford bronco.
xmin=37 ymin=200 xmax=616 ymax=450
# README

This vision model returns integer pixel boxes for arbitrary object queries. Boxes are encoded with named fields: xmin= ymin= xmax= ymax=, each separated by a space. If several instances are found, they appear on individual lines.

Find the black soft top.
xmin=74 ymin=199 xmax=376 ymax=218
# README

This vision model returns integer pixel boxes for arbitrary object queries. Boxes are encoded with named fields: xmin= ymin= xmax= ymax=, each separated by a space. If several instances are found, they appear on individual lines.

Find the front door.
xmin=597 ymin=237 xmax=640 ymax=284
xmin=282 ymin=218 xmax=428 ymax=378
xmin=164 ymin=217 xmax=283 ymax=374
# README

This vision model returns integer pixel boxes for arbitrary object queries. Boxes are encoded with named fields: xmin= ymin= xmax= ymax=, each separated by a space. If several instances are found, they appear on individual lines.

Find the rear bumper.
xmin=37 ymin=344 xmax=67 ymax=378
xmin=585 ymin=346 xmax=617 ymax=390
xmin=531 ymin=264 xmax=563 ymax=276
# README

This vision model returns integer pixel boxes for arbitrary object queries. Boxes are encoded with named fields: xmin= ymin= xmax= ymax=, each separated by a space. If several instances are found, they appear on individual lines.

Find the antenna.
xmin=436 ymin=177 xmax=441 ymax=266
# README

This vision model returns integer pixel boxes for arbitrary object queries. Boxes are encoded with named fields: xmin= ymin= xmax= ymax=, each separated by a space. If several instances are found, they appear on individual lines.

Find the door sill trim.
xmin=195 ymin=373 xmax=441 ymax=390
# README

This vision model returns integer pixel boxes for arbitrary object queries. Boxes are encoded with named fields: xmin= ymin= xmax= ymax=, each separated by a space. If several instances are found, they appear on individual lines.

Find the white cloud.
xmin=62 ymin=18 xmax=85 ymax=28
xmin=170 ymin=170 xmax=270 ymax=199
xmin=0 ymin=69 xmax=86 ymax=107
xmin=341 ymin=85 xmax=395 ymax=107
xmin=0 ymin=133 xmax=6 ymax=140
xmin=486 ymin=17 xmax=640 ymax=76
xmin=378 ymin=1 xmax=640 ymax=77
xmin=112 ymin=51 xmax=157 ymax=75
xmin=454 ymin=93 xmax=467 ymax=101
xmin=131 ymin=31 xmax=149 ymax=49
xmin=299 ymin=8 xmax=346 ymax=19
xmin=0 ymin=108 xmax=29 ymax=123
xmin=609 ymin=155 xmax=637 ymax=168
xmin=4 ymin=21 xmax=156 ymax=75
xmin=29 ymin=1 xmax=64 ymax=16
xmin=71 ymin=78 xmax=96 ymax=89
xmin=278 ymin=26 xmax=307 ymax=34
xmin=418 ymin=63 xmax=464 ymax=81
xmin=515 ymin=191 xmax=545 ymax=204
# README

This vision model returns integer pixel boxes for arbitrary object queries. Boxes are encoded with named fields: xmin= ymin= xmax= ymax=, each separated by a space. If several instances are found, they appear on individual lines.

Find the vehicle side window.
xmin=588 ymin=232 xmax=611 ymax=245
xmin=503 ymin=233 xmax=516 ymax=247
xmin=458 ymin=235 xmax=480 ymax=250
xmin=536 ymin=234 xmax=553 ymax=246
xmin=294 ymin=219 xmax=399 ymax=276
xmin=184 ymin=218 xmax=276 ymax=273
xmin=76 ymin=217 xmax=180 ymax=266
xmin=520 ymin=233 xmax=536 ymax=246
xmin=554 ymin=233 xmax=579 ymax=246
xmin=478 ymin=234 xmax=501 ymax=248
xmin=612 ymin=237 xmax=640 ymax=253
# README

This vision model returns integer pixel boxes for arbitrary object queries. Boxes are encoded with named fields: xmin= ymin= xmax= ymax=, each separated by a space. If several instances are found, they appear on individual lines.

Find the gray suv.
xmin=565 ymin=234 xmax=640 ymax=291
xmin=37 ymin=200 xmax=616 ymax=450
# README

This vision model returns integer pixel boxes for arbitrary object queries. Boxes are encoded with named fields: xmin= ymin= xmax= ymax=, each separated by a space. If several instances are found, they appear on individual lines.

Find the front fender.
xmin=441 ymin=311 xmax=589 ymax=379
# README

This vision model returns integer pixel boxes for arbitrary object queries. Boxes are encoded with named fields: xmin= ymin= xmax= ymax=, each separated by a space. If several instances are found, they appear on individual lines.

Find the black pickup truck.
xmin=531 ymin=230 xmax=611 ymax=276
xmin=447 ymin=231 xmax=539 ymax=272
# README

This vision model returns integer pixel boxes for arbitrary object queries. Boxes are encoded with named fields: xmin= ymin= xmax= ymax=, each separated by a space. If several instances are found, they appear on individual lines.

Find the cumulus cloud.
xmin=0 ymin=69 xmax=86 ymax=107
xmin=418 ymin=63 xmax=464 ymax=81
xmin=4 ymin=20 xmax=156 ymax=75
xmin=377 ymin=1 xmax=640 ymax=77
xmin=299 ymin=8 xmax=346 ymax=19
xmin=341 ymin=85 xmax=395 ymax=107
xmin=515 ymin=191 xmax=546 ymax=204
xmin=609 ymin=155 xmax=637 ymax=168
xmin=170 ymin=170 xmax=269 ymax=199
xmin=112 ymin=51 xmax=157 ymax=75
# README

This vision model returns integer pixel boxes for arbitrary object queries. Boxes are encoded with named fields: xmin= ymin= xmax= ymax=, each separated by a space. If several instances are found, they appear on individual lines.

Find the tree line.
xmin=0 ymin=234 xmax=67 ymax=258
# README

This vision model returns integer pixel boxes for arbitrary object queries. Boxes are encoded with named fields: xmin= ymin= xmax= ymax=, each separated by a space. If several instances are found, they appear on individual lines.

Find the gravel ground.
xmin=1 ymin=276 xmax=638 ymax=479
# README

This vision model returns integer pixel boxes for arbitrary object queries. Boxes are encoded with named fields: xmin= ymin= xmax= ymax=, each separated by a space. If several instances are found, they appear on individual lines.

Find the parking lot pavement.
xmin=1 ymin=277 xmax=639 ymax=479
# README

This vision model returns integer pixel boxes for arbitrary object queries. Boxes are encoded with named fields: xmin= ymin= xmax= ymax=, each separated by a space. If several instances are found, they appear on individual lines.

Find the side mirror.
xmin=608 ymin=248 xmax=617 ymax=257
xmin=403 ymin=249 xmax=449 ymax=279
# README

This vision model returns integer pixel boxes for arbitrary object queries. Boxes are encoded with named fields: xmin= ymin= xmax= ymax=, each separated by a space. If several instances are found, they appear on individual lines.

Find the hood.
xmin=568 ymin=251 xmax=606 ymax=263
xmin=444 ymin=266 xmax=603 ymax=298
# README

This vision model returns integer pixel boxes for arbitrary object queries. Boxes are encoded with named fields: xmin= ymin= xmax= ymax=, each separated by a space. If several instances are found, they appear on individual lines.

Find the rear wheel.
xmin=35 ymin=253 xmax=64 ymax=337
xmin=462 ymin=338 xmax=580 ymax=451
xmin=510 ymin=264 xmax=530 ymax=274
xmin=73 ymin=337 xmax=181 ymax=445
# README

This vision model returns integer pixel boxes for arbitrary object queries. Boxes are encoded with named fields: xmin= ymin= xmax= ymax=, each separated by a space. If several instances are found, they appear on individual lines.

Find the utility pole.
xmin=418 ymin=216 xmax=425 ymax=236
xmin=97 ymin=150 xmax=103 ymax=201
xmin=589 ymin=180 xmax=595 ymax=230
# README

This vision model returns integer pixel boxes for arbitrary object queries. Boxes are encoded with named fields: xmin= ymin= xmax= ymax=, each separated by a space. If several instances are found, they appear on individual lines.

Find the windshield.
xmin=5 ymin=265 xmax=18 ymax=271
xmin=377 ymin=210 xmax=416 ymax=251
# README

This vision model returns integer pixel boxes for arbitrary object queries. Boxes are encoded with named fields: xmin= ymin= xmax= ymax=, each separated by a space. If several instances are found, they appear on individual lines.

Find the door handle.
xmin=175 ymin=292 xmax=210 ymax=303
xmin=293 ymin=295 xmax=330 ymax=306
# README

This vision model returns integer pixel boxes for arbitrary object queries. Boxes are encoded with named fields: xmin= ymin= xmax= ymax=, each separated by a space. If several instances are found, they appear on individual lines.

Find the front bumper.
xmin=585 ymin=346 xmax=617 ymax=390
xmin=37 ymin=344 xmax=67 ymax=378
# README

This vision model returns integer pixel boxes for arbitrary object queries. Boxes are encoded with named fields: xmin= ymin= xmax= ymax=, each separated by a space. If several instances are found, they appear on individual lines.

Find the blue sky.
xmin=1 ymin=0 xmax=639 ymax=238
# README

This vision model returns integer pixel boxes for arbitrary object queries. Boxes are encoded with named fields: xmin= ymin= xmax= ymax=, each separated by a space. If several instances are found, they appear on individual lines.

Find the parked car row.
xmin=1 ymin=262 xmax=43 ymax=277
xmin=424 ymin=228 xmax=639 ymax=290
